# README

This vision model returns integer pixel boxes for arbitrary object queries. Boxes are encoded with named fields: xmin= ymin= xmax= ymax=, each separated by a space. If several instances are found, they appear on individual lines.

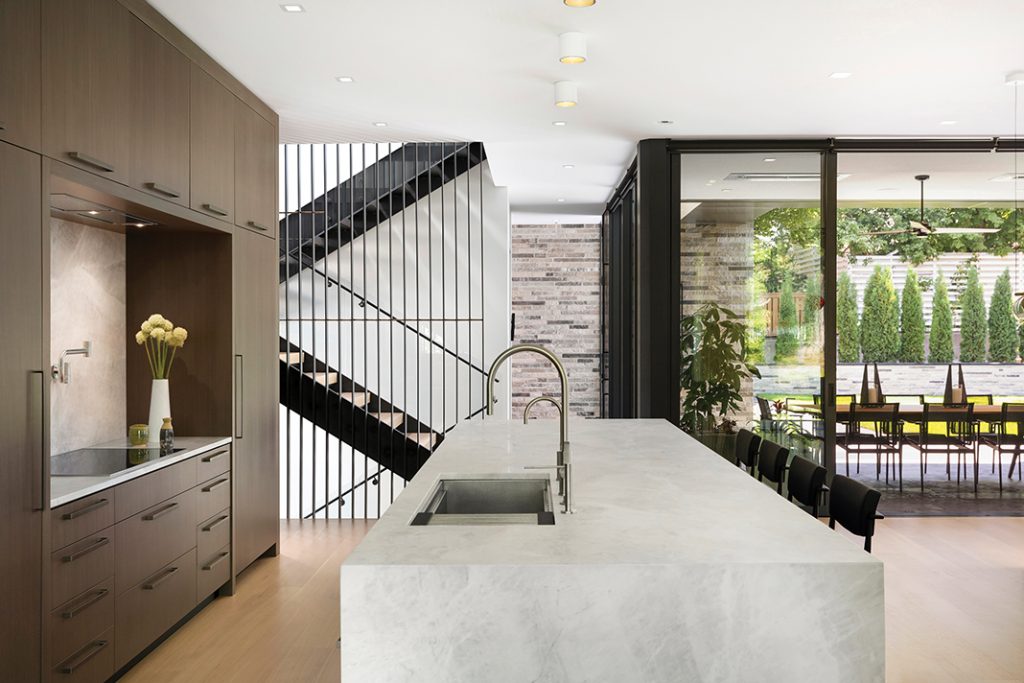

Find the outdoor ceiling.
xmin=150 ymin=0 xmax=1024 ymax=223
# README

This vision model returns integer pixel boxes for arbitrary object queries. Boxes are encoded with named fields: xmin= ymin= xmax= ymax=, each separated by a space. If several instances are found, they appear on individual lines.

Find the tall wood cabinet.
xmin=190 ymin=64 xmax=236 ymax=223
xmin=234 ymin=101 xmax=278 ymax=238
xmin=233 ymin=228 xmax=280 ymax=572
xmin=0 ymin=0 xmax=41 ymax=151
xmin=0 ymin=141 xmax=44 ymax=683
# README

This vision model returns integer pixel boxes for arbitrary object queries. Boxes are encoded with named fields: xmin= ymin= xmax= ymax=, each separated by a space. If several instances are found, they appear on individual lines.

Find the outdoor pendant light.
xmin=554 ymin=81 xmax=578 ymax=107
xmin=559 ymin=32 xmax=587 ymax=64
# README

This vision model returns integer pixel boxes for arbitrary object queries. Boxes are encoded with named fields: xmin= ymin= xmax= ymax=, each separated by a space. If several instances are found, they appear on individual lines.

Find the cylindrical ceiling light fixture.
xmin=559 ymin=32 xmax=587 ymax=64
xmin=563 ymin=0 xmax=596 ymax=6
xmin=554 ymin=81 xmax=578 ymax=107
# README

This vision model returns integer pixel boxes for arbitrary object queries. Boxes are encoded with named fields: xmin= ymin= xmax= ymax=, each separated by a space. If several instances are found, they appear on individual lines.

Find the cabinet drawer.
xmin=52 ymin=491 xmax=115 ymax=551
xmin=196 ymin=473 xmax=231 ymax=524
xmin=115 ymin=488 xmax=196 ymax=595
xmin=51 ymin=628 xmax=114 ymax=683
xmin=50 ymin=577 xmax=115 ymax=667
xmin=197 ymin=544 xmax=230 ymax=600
xmin=198 ymin=509 xmax=230 ymax=562
xmin=196 ymin=444 xmax=231 ymax=483
xmin=115 ymin=456 xmax=196 ymax=521
xmin=51 ymin=533 xmax=115 ymax=609
xmin=115 ymin=548 xmax=197 ymax=669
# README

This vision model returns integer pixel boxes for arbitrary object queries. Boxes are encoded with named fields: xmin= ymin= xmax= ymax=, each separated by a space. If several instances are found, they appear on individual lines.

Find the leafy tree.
xmin=929 ymin=273 xmax=954 ymax=363
xmin=959 ymin=266 xmax=987 ymax=362
xmin=776 ymin=275 xmax=799 ymax=361
xmin=898 ymin=269 xmax=925 ymax=363
xmin=803 ymin=272 xmax=820 ymax=342
xmin=988 ymin=269 xmax=1017 ymax=362
xmin=837 ymin=272 xmax=860 ymax=363
xmin=860 ymin=266 xmax=900 ymax=362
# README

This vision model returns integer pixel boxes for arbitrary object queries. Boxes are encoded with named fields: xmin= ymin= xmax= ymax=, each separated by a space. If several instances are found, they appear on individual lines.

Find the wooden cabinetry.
xmin=190 ymin=64 xmax=235 ymax=223
xmin=233 ymin=228 xmax=280 ymax=572
xmin=0 ymin=0 xmax=41 ymax=151
xmin=129 ymin=17 xmax=190 ymax=206
xmin=234 ymin=101 xmax=277 ymax=237
xmin=42 ymin=0 xmax=132 ymax=183
xmin=0 ymin=141 xmax=44 ymax=683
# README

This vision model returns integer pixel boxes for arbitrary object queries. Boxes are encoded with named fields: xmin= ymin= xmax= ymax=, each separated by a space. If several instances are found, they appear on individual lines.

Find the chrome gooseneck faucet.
xmin=486 ymin=344 xmax=573 ymax=513
xmin=52 ymin=341 xmax=92 ymax=384
xmin=523 ymin=395 xmax=562 ymax=424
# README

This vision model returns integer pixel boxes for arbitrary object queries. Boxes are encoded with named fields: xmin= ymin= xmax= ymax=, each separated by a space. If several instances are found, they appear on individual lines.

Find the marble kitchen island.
xmin=341 ymin=418 xmax=884 ymax=682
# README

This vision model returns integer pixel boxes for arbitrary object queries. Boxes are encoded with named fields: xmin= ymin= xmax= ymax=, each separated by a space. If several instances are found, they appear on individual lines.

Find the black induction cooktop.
xmin=51 ymin=447 xmax=185 ymax=477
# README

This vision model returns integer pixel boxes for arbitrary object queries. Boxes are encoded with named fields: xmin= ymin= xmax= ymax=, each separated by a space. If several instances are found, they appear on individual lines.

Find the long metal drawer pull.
xmin=61 ymin=498 xmax=109 ymax=520
xmin=202 ymin=478 xmax=229 ymax=493
xmin=202 ymin=203 xmax=228 ymax=216
xmin=61 ymin=588 xmax=109 ymax=619
xmin=202 ymin=552 xmax=229 ymax=571
xmin=201 ymin=515 xmax=229 ymax=533
xmin=61 ymin=537 xmax=109 ymax=563
xmin=68 ymin=151 xmax=115 ymax=173
xmin=246 ymin=220 xmax=269 ymax=232
xmin=145 ymin=181 xmax=181 ymax=198
xmin=142 ymin=566 xmax=179 ymax=590
xmin=59 ymin=639 xmax=109 ymax=674
xmin=201 ymin=449 xmax=228 ymax=463
xmin=142 ymin=501 xmax=179 ymax=521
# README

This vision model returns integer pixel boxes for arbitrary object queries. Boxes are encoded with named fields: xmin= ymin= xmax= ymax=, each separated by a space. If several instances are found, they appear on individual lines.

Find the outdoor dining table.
xmin=787 ymin=402 xmax=1007 ymax=422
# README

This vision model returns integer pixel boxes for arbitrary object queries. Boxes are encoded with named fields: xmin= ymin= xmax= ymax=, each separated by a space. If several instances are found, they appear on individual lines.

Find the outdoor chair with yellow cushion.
xmin=904 ymin=403 xmax=978 ymax=492
xmin=979 ymin=403 xmax=1024 ymax=491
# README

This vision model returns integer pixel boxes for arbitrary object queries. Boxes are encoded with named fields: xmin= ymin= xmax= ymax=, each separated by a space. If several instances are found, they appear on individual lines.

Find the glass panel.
xmin=678 ymin=152 xmax=826 ymax=472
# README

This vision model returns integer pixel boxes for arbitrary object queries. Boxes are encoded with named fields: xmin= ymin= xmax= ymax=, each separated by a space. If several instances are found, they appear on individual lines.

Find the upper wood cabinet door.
xmin=130 ymin=17 xmax=190 ymax=207
xmin=42 ymin=0 xmax=132 ymax=183
xmin=234 ymin=101 xmax=277 ymax=238
xmin=0 ymin=0 xmax=41 ymax=151
xmin=190 ymin=64 xmax=235 ymax=224
xmin=0 ymin=141 xmax=44 ymax=683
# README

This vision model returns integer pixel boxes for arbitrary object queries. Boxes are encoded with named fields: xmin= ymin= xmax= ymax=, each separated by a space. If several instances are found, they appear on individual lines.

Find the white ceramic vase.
xmin=147 ymin=379 xmax=171 ymax=445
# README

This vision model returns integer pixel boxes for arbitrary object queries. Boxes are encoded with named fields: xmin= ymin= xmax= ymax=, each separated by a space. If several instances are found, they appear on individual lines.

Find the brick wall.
xmin=510 ymin=223 xmax=602 ymax=418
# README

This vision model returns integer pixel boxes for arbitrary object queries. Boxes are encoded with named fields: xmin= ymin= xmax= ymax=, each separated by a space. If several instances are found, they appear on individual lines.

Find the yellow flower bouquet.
xmin=135 ymin=313 xmax=189 ymax=379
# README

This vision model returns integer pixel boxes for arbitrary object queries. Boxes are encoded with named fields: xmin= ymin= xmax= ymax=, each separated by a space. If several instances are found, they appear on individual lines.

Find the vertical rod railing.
xmin=349 ymin=143 xmax=356 ymax=519
xmin=335 ymin=144 xmax=343 ymax=518
xmin=298 ymin=145 xmax=305 ymax=519
xmin=283 ymin=147 xmax=291 ymax=518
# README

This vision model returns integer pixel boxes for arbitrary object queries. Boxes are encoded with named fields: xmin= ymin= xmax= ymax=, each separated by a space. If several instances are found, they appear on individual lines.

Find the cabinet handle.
xmin=58 ymin=639 xmax=109 ymax=674
xmin=201 ymin=514 xmax=229 ymax=532
xmin=235 ymin=355 xmax=244 ymax=439
xmin=246 ymin=220 xmax=269 ymax=232
xmin=201 ymin=449 xmax=228 ymax=463
xmin=142 ymin=566 xmax=179 ymax=590
xmin=145 ymin=182 xmax=181 ymax=198
xmin=30 ymin=371 xmax=45 ymax=511
xmin=202 ymin=203 xmax=229 ymax=217
xmin=61 ymin=537 xmax=109 ymax=563
xmin=68 ymin=151 xmax=115 ymax=173
xmin=142 ymin=501 xmax=179 ymax=521
xmin=61 ymin=588 xmax=109 ymax=619
xmin=202 ymin=478 xmax=229 ymax=493
xmin=202 ymin=552 xmax=230 ymax=571
xmin=61 ymin=497 xmax=109 ymax=520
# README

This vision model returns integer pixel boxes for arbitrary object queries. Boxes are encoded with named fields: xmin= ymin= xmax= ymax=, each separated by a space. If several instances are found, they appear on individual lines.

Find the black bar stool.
xmin=757 ymin=440 xmax=789 ymax=494
xmin=786 ymin=455 xmax=828 ymax=517
xmin=734 ymin=428 xmax=761 ymax=475
xmin=828 ymin=475 xmax=884 ymax=553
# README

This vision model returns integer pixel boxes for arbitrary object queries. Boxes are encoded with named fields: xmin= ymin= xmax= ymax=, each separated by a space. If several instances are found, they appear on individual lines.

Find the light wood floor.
xmin=124 ymin=518 xmax=1024 ymax=682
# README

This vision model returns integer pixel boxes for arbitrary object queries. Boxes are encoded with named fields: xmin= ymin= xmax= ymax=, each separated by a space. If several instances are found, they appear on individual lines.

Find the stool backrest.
xmin=787 ymin=455 xmax=826 ymax=511
xmin=735 ymin=428 xmax=761 ymax=469
xmin=758 ymin=440 xmax=789 ymax=485
xmin=828 ymin=475 xmax=881 ymax=539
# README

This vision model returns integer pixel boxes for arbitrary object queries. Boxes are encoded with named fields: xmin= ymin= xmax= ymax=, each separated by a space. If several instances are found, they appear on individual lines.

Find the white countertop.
xmin=50 ymin=436 xmax=231 ymax=508
xmin=346 ymin=418 xmax=880 ymax=568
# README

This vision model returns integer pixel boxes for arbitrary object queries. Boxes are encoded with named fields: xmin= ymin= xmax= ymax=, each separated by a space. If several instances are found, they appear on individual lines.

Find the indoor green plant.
xmin=679 ymin=303 xmax=761 ymax=455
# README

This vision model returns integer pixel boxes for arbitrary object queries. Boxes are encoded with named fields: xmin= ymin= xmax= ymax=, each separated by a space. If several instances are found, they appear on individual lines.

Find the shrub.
xmin=988 ymin=269 xmax=1017 ymax=362
xmin=776 ymin=275 xmax=799 ymax=361
xmin=959 ymin=266 xmax=987 ymax=362
xmin=898 ymin=269 xmax=925 ymax=363
xmin=860 ymin=266 xmax=900 ymax=362
xmin=1020 ymin=323 xmax=1024 ymax=360
xmin=837 ymin=272 xmax=860 ymax=363
xmin=929 ymin=272 xmax=954 ymax=363
xmin=803 ymin=273 xmax=820 ymax=343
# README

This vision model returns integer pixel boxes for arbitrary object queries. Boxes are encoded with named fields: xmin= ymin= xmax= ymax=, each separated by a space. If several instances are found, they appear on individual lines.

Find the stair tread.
xmin=370 ymin=411 xmax=406 ymax=428
xmin=280 ymin=351 xmax=303 ymax=363
xmin=409 ymin=432 xmax=439 ymax=448
xmin=339 ymin=391 xmax=370 ymax=407
xmin=305 ymin=371 xmax=339 ymax=385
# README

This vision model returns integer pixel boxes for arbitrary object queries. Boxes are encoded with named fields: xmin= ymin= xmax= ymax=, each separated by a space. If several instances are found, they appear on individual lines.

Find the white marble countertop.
xmin=346 ymin=418 xmax=881 ymax=567
xmin=50 ymin=436 xmax=231 ymax=508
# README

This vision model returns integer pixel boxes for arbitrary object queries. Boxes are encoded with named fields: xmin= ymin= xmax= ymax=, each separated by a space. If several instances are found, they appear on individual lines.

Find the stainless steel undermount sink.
xmin=411 ymin=475 xmax=555 ymax=526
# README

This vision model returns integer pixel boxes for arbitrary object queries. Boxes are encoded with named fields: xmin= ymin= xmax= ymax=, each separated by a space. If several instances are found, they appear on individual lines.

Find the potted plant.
xmin=135 ymin=314 xmax=189 ymax=445
xmin=679 ymin=303 xmax=761 ymax=458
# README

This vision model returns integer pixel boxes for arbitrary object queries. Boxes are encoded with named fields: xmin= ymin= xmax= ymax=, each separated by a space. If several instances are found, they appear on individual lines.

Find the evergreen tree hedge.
xmin=929 ymin=272 xmax=954 ymax=363
xmin=837 ymin=272 xmax=860 ymax=363
xmin=898 ymin=269 xmax=926 ymax=363
xmin=988 ymin=269 xmax=1017 ymax=362
xmin=803 ymin=273 xmax=820 ymax=342
xmin=776 ymin=275 xmax=799 ymax=361
xmin=959 ymin=266 xmax=987 ymax=362
xmin=860 ymin=266 xmax=900 ymax=362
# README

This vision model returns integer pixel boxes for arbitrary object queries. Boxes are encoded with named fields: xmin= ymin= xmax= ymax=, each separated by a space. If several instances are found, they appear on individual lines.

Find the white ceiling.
xmin=150 ymin=0 xmax=1024 ymax=222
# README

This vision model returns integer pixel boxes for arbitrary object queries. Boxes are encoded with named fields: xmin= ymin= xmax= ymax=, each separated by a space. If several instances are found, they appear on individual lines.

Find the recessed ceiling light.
xmin=562 ymin=164 xmax=575 ymax=170
xmin=87 ymin=210 xmax=99 ymax=215
xmin=658 ymin=120 xmax=673 ymax=124
xmin=563 ymin=0 xmax=596 ymax=6
xmin=559 ymin=32 xmax=587 ymax=64
xmin=552 ymin=121 xmax=567 ymax=127
xmin=939 ymin=120 xmax=957 ymax=125
xmin=373 ymin=122 xmax=387 ymax=127
xmin=554 ymin=81 xmax=578 ymax=107
xmin=280 ymin=4 xmax=304 ymax=12
xmin=829 ymin=72 xmax=852 ymax=79
xmin=763 ymin=157 xmax=777 ymax=162
xmin=557 ymin=198 xmax=566 ymax=203
xmin=336 ymin=76 xmax=354 ymax=83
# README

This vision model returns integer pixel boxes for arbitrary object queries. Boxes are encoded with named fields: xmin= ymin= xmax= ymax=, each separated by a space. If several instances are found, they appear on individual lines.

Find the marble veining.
xmin=341 ymin=418 xmax=885 ymax=682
